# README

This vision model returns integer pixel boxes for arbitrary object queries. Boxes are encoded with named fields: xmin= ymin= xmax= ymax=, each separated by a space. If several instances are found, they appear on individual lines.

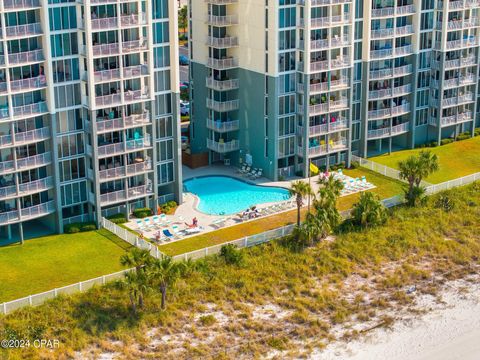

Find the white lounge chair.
xmin=160 ymin=213 xmax=171 ymax=226
xmin=212 ymin=217 xmax=228 ymax=227
xmin=152 ymin=216 xmax=162 ymax=229
xmin=144 ymin=218 xmax=155 ymax=229
xmin=236 ymin=163 xmax=247 ymax=174
xmin=171 ymin=225 xmax=184 ymax=238
xmin=136 ymin=219 xmax=145 ymax=231
xmin=241 ymin=165 xmax=251 ymax=175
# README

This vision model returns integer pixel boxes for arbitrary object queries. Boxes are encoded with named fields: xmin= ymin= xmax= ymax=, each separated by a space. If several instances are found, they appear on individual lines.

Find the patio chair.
xmin=236 ymin=163 xmax=247 ymax=174
xmin=251 ymin=168 xmax=263 ymax=179
xmin=136 ymin=219 xmax=145 ymax=231
xmin=160 ymin=213 xmax=171 ymax=226
xmin=245 ymin=167 xmax=257 ymax=177
xmin=162 ymin=229 xmax=175 ymax=240
xmin=152 ymin=216 xmax=162 ymax=229
xmin=171 ymin=225 xmax=184 ymax=238
xmin=241 ymin=165 xmax=251 ymax=175
xmin=144 ymin=218 xmax=154 ymax=229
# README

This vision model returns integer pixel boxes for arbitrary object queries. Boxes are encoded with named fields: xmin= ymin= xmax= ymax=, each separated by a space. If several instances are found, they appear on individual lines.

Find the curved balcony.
xmin=206 ymin=99 xmax=239 ymax=112
xmin=12 ymin=101 xmax=48 ymax=119
xmin=371 ymin=7 xmax=394 ymax=18
xmin=17 ymin=152 xmax=52 ymax=172
xmin=8 ymin=49 xmax=44 ymax=65
xmin=3 ymin=0 xmax=41 ymax=10
xmin=10 ymin=75 xmax=46 ymax=93
xmin=0 ymin=200 xmax=55 ymax=226
xmin=206 ymin=139 xmax=239 ymax=153
xmin=392 ymin=84 xmax=412 ymax=96
xmin=444 ymin=56 xmax=476 ymax=70
xmin=124 ymin=89 xmax=149 ymax=103
xmin=206 ymin=78 xmax=239 ymax=91
xmin=371 ymin=28 xmax=394 ymax=39
xmin=207 ymin=15 xmax=238 ymax=26
xmin=307 ymin=139 xmax=348 ymax=157
xmin=97 ymin=135 xmax=152 ymax=158
xmin=369 ymin=88 xmax=392 ymax=99
xmin=18 ymin=176 xmax=54 ymax=197
xmin=396 ymin=4 xmax=415 ymax=15
xmin=446 ymin=37 xmax=478 ymax=50
xmin=206 ymin=119 xmax=240 ymax=133
xmin=5 ymin=23 xmax=42 ymax=38
xmin=306 ymin=119 xmax=348 ymax=136
xmin=95 ymin=93 xmax=122 ymax=107
xmin=430 ymin=112 xmax=473 ymax=127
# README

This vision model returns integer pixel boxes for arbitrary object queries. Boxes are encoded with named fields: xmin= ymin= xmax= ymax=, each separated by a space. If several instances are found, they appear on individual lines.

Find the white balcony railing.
xmin=3 ymin=0 xmax=41 ymax=9
xmin=371 ymin=7 xmax=395 ymax=17
xmin=122 ymin=39 xmax=147 ymax=53
xmin=206 ymin=119 xmax=240 ymax=132
xmin=206 ymin=99 xmax=239 ymax=112
xmin=20 ymin=200 xmax=55 ymax=220
xmin=127 ymin=184 xmax=153 ymax=199
xmin=207 ymin=57 xmax=237 ymax=69
xmin=124 ymin=89 xmax=149 ymax=102
xmin=207 ymin=36 xmax=239 ymax=48
xmin=95 ymin=93 xmax=122 ymax=107
xmin=94 ymin=68 xmax=121 ymax=82
xmin=207 ymin=14 xmax=238 ymax=26
xmin=120 ymin=13 xmax=147 ymax=27
xmin=5 ymin=23 xmax=42 ymax=38
xmin=100 ymin=189 xmax=127 ymax=205
xmin=206 ymin=78 xmax=239 ymax=91
xmin=16 ymin=152 xmax=51 ymax=171
xmin=12 ymin=101 xmax=48 ymax=118
xmin=14 ymin=127 xmax=50 ymax=145
xmin=9 ymin=75 xmax=46 ymax=92
xmin=123 ymin=64 xmax=148 ymax=78
xmin=91 ymin=17 xmax=118 ymax=30
xmin=92 ymin=43 xmax=120 ymax=57
xmin=368 ymin=123 xmax=411 ymax=139
xmin=18 ymin=176 xmax=53 ymax=195
xmin=96 ymin=111 xmax=150 ymax=133
xmin=8 ymin=49 xmax=44 ymax=64
xmin=206 ymin=139 xmax=240 ymax=153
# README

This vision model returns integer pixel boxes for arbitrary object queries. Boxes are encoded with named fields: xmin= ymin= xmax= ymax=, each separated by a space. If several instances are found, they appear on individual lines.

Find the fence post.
xmin=244 ymin=237 xmax=248 ymax=247
xmin=54 ymin=288 xmax=57 ymax=296
xmin=79 ymin=282 xmax=83 ymax=292
xmin=102 ymin=275 xmax=106 ymax=285
xmin=205 ymin=248 xmax=208 ymax=256
xmin=29 ymin=295 xmax=32 ymax=306
xmin=2 ymin=302 xmax=6 ymax=315
xmin=155 ymin=247 xmax=159 ymax=258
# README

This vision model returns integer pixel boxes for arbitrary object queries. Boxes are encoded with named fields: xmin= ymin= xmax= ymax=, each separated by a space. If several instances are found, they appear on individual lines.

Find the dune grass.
xmin=0 ymin=229 xmax=131 ymax=302
xmin=158 ymin=167 xmax=404 ymax=256
xmin=370 ymin=136 xmax=480 ymax=184
xmin=1 ymin=184 xmax=479 ymax=359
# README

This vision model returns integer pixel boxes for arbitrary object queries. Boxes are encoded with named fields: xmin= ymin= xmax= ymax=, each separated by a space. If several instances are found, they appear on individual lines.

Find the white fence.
xmin=351 ymin=154 xmax=432 ymax=187
xmin=0 ymin=269 xmax=131 ymax=315
xmin=425 ymin=172 xmax=480 ymax=195
xmin=100 ymin=217 xmax=164 ymax=259
xmin=172 ymin=224 xmax=296 ymax=262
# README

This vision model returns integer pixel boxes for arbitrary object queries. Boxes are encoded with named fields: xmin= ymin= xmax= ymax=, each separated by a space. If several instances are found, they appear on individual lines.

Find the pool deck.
xmin=125 ymin=164 xmax=375 ymax=244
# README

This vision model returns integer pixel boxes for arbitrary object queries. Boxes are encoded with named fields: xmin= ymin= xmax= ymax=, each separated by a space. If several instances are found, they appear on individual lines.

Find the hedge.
xmin=64 ymin=222 xmax=97 ymax=234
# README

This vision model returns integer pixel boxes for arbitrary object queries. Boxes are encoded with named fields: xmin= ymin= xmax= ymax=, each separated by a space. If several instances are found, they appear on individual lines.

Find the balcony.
xmin=392 ymin=103 xmax=411 ymax=116
xmin=14 ymin=127 xmax=50 ymax=146
xmin=10 ymin=75 xmax=46 ymax=92
xmin=309 ymin=103 xmax=328 ymax=116
xmin=100 ymin=189 xmax=127 ymax=206
xmin=8 ymin=49 xmax=44 ymax=65
xmin=128 ymin=184 xmax=153 ymax=200
xmin=0 ymin=200 xmax=55 ymax=225
xmin=371 ymin=28 xmax=394 ymax=39
xmin=96 ymin=111 xmax=150 ymax=133
xmin=94 ymin=68 xmax=121 ymax=82
xmin=0 ymin=183 xmax=17 ymax=200
xmin=99 ymin=160 xmax=152 ymax=181
xmin=207 ymin=36 xmax=239 ymax=48
xmin=204 ymin=0 xmax=238 ymax=4
xmin=368 ymin=103 xmax=410 ymax=120
xmin=124 ymin=89 xmax=149 ymax=103
xmin=18 ymin=176 xmax=54 ymax=196
xmin=206 ymin=119 xmax=240 ymax=133
xmin=92 ymin=17 xmax=118 ymax=31
xmin=95 ymin=93 xmax=122 ymax=107
xmin=92 ymin=43 xmax=120 ymax=57
xmin=206 ymin=99 xmax=239 ymax=112
xmin=306 ymin=119 xmax=348 ymax=136
xmin=369 ymin=88 xmax=392 ymax=99
xmin=444 ymin=74 xmax=476 ymax=88
xmin=122 ymin=39 xmax=148 ymax=53
xmin=207 ymin=15 xmax=238 ymax=26
xmin=0 ymin=158 xmax=15 ymax=175
xmin=309 ymin=82 xmax=328 ymax=94
xmin=120 ymin=13 xmax=147 ymax=27
xmin=310 ymin=60 xmax=328 ymax=72
xmin=17 ymin=152 xmax=52 ymax=171
xmin=392 ymin=84 xmax=412 ymax=96
xmin=97 ymin=135 xmax=152 ymax=158
xmin=307 ymin=139 xmax=348 ymax=157
xmin=395 ymin=25 xmax=414 ymax=36
xmin=206 ymin=78 xmax=239 ymax=91
xmin=3 ymin=0 xmax=41 ymax=10
xmin=431 ymin=112 xmax=474 ymax=127
xmin=446 ymin=37 xmax=478 ymax=50
xmin=331 ymin=78 xmax=349 ymax=90
xmin=207 ymin=57 xmax=237 ymax=70
xmin=123 ymin=64 xmax=148 ymax=78
xmin=12 ymin=101 xmax=48 ymax=119
xmin=371 ymin=7 xmax=394 ymax=17
xmin=310 ymin=13 xmax=350 ymax=28
xmin=367 ymin=122 xmax=409 ymax=139
xmin=309 ymin=99 xmax=350 ymax=113
xmin=5 ymin=23 xmax=42 ymax=38
xmin=206 ymin=139 xmax=239 ymax=153
xmin=331 ymin=56 xmax=350 ymax=69
xmin=396 ymin=4 xmax=415 ymax=15
xmin=444 ymin=56 xmax=476 ymax=70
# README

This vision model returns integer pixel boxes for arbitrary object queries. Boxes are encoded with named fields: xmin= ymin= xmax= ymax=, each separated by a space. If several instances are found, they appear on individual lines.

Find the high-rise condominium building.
xmin=188 ymin=0 xmax=480 ymax=180
xmin=0 ymin=0 xmax=182 ymax=242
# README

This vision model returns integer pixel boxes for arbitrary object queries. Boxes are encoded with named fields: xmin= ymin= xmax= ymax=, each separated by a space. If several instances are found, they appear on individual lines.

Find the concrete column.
xmin=7 ymin=224 xmax=11 ymax=240
xmin=19 ymin=222 xmax=24 ymax=245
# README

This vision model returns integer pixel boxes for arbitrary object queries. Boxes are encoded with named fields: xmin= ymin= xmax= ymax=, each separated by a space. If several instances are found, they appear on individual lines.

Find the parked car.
xmin=179 ymin=55 xmax=189 ymax=66
xmin=180 ymin=101 xmax=190 ymax=116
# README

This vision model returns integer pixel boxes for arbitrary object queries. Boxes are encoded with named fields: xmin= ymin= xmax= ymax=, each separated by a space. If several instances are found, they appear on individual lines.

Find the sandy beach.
xmin=316 ymin=278 xmax=480 ymax=360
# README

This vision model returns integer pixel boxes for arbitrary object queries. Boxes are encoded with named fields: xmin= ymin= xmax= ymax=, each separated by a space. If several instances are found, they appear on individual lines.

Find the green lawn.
xmin=0 ymin=229 xmax=131 ymax=302
xmin=159 ymin=167 xmax=404 ymax=256
xmin=370 ymin=136 xmax=480 ymax=184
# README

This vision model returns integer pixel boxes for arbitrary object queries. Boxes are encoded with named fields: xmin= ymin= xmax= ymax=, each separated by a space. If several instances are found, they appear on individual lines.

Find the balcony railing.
xmin=307 ymin=119 xmax=348 ymax=136
xmin=95 ymin=93 xmax=122 ymax=107
xmin=123 ymin=64 xmax=148 ymax=78
xmin=120 ymin=13 xmax=147 ymax=27
xmin=446 ymin=37 xmax=478 ymax=50
xmin=396 ymin=4 xmax=415 ymax=14
xmin=207 ymin=36 xmax=239 ymax=48
xmin=442 ymin=93 xmax=474 ymax=107
xmin=206 ymin=119 xmax=240 ymax=132
xmin=124 ymin=90 xmax=149 ymax=102
xmin=92 ymin=43 xmax=120 ymax=57
xmin=368 ymin=122 xmax=409 ymax=139
xmin=16 ymin=152 xmax=51 ymax=171
xmin=307 ymin=139 xmax=348 ymax=157
xmin=122 ymin=39 xmax=147 ymax=53
xmin=12 ymin=101 xmax=48 ymax=118
xmin=330 ymin=78 xmax=349 ymax=89
xmin=100 ymin=189 xmax=127 ymax=206
xmin=369 ymin=88 xmax=392 ymax=99
xmin=127 ymin=184 xmax=153 ymax=200
xmin=206 ymin=139 xmax=240 ymax=153
xmin=14 ymin=127 xmax=50 ymax=145
xmin=309 ymin=82 xmax=328 ymax=93
xmin=205 ymin=0 xmax=238 ymax=4
xmin=96 ymin=111 xmax=150 ymax=133
xmin=99 ymin=161 xmax=152 ymax=181
xmin=10 ymin=75 xmax=46 ymax=92
xmin=98 ymin=135 xmax=152 ymax=157
xmin=126 ymin=161 xmax=152 ymax=175
xmin=207 ymin=14 xmax=238 ymax=26
xmin=126 ymin=135 xmax=151 ymax=150
xmin=3 ymin=0 xmax=40 ymax=9
xmin=18 ymin=176 xmax=53 ymax=197
xmin=206 ymin=78 xmax=239 ymax=91
xmin=92 ymin=17 xmax=117 ymax=30
xmin=310 ymin=60 xmax=329 ymax=72
xmin=444 ymin=56 xmax=476 ymax=69
xmin=309 ymin=103 xmax=328 ymax=115
xmin=371 ymin=7 xmax=394 ymax=17
xmin=206 ymin=99 xmax=239 ymax=112
xmin=392 ymin=84 xmax=412 ymax=96
xmin=395 ymin=24 xmax=414 ymax=36
xmin=0 ymin=184 xmax=17 ymax=200
xmin=207 ymin=57 xmax=237 ymax=69
xmin=94 ymin=68 xmax=121 ymax=82
xmin=434 ymin=112 xmax=473 ymax=127
xmin=8 ymin=49 xmax=44 ymax=64
xmin=5 ymin=23 xmax=42 ymax=38
xmin=371 ymin=28 xmax=394 ymax=39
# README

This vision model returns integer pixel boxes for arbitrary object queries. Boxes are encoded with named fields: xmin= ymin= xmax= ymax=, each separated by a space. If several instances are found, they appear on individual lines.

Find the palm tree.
xmin=399 ymin=150 xmax=439 ymax=206
xmin=317 ymin=174 xmax=344 ymax=200
xmin=314 ymin=174 xmax=343 ymax=234
xmin=351 ymin=192 xmax=387 ymax=228
xmin=148 ymin=257 xmax=184 ymax=310
xmin=292 ymin=213 xmax=320 ymax=249
xmin=121 ymin=271 xmax=149 ymax=314
xmin=289 ymin=181 xmax=313 ymax=226
xmin=120 ymin=248 xmax=152 ymax=274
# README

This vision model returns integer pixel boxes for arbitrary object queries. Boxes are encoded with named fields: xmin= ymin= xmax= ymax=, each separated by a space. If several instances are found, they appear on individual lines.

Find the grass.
xmin=159 ymin=167 xmax=403 ymax=256
xmin=0 ymin=229 xmax=131 ymax=302
xmin=370 ymin=136 xmax=480 ymax=184
xmin=2 ymin=184 xmax=479 ymax=359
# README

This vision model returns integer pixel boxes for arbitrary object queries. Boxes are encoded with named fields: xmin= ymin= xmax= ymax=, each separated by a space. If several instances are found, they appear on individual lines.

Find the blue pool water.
xmin=184 ymin=176 xmax=291 ymax=215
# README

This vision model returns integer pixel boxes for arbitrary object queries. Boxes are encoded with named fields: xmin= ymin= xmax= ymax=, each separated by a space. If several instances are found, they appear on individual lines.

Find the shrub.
xmin=160 ymin=201 xmax=178 ymax=215
xmin=133 ymin=208 xmax=152 ymax=218
xmin=107 ymin=213 xmax=127 ymax=224
xmin=429 ymin=141 xmax=438 ymax=147
xmin=474 ymin=128 xmax=480 ymax=137
xmin=440 ymin=138 xmax=454 ymax=146
xmin=434 ymin=194 xmax=455 ymax=212
xmin=80 ymin=224 xmax=97 ymax=232
xmin=350 ymin=161 xmax=359 ymax=169
xmin=199 ymin=315 xmax=216 ymax=326
xmin=456 ymin=133 xmax=470 ymax=141
xmin=64 ymin=224 xmax=80 ymax=234
xmin=219 ymin=244 xmax=244 ymax=266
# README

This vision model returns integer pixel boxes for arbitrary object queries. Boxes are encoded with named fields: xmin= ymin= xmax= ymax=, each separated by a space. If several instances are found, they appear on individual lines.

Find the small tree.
xmin=178 ymin=6 xmax=188 ymax=36
xmin=399 ymin=150 xmax=439 ymax=206
xmin=120 ymin=271 xmax=149 ymax=314
xmin=289 ymin=181 xmax=313 ymax=226
xmin=314 ymin=174 xmax=343 ymax=235
xmin=148 ymin=257 xmax=184 ymax=310
xmin=219 ymin=244 xmax=244 ymax=266
xmin=351 ymin=192 xmax=387 ymax=228
xmin=292 ymin=212 xmax=324 ymax=250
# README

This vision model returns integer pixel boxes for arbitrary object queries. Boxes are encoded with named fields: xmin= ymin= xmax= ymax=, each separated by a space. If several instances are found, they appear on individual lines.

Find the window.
xmin=50 ymin=33 xmax=78 ymax=57
xmin=156 ymin=116 xmax=173 ymax=138
xmin=153 ymin=21 xmax=170 ymax=44
xmin=278 ymin=94 xmax=295 ymax=115
xmin=61 ymin=181 xmax=87 ymax=206
xmin=52 ymin=58 xmax=79 ymax=83
xmin=153 ymin=0 xmax=169 ymax=19
xmin=416 ymin=108 xmax=428 ymax=126
xmin=157 ymin=139 xmax=173 ymax=162
xmin=279 ymin=7 xmax=296 ymax=28
xmin=59 ymin=157 xmax=86 ymax=182
xmin=154 ymin=93 xmax=172 ymax=116
xmin=278 ymin=115 xmax=295 ymax=137
xmin=277 ymin=136 xmax=295 ymax=157
xmin=49 ymin=6 xmax=77 ymax=31
xmin=54 ymin=84 xmax=81 ymax=108
xmin=154 ymin=70 xmax=171 ymax=92
xmin=56 ymin=109 xmax=84 ymax=133
xmin=153 ymin=46 xmax=171 ymax=68
xmin=57 ymin=133 xmax=85 ymax=158
xmin=158 ymin=161 xmax=174 ymax=184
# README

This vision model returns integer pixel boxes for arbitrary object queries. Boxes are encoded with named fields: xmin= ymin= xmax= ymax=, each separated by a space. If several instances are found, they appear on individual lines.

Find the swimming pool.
xmin=183 ymin=176 xmax=291 ymax=215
